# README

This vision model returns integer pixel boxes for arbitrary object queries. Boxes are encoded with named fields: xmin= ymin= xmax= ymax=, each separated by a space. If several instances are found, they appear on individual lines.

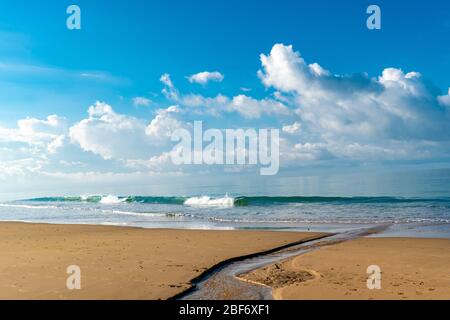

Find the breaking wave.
xmin=183 ymin=195 xmax=235 ymax=207
xmin=22 ymin=195 xmax=450 ymax=207
xmin=99 ymin=195 xmax=128 ymax=205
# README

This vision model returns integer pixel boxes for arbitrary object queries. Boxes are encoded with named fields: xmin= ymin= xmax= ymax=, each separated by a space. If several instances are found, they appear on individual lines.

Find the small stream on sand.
xmin=177 ymin=225 xmax=389 ymax=300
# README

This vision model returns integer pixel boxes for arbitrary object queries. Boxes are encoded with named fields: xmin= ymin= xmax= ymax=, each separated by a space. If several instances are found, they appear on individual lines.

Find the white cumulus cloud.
xmin=146 ymin=105 xmax=187 ymax=142
xmin=282 ymin=122 xmax=301 ymax=134
xmin=259 ymin=43 xmax=450 ymax=163
xmin=161 ymin=74 xmax=291 ymax=119
xmin=69 ymin=102 xmax=151 ymax=160
xmin=69 ymin=102 xmax=187 ymax=161
xmin=187 ymin=71 xmax=224 ymax=85
xmin=0 ymin=114 xmax=67 ymax=153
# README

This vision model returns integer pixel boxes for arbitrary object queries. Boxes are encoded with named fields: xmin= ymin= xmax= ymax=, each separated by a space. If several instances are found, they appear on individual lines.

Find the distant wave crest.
xmin=21 ymin=195 xmax=450 ymax=207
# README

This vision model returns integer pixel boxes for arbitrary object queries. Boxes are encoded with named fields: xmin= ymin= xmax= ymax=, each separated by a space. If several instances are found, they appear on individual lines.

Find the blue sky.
xmin=1 ymin=0 xmax=449 ymax=120
xmin=0 ymin=0 xmax=449 ymax=199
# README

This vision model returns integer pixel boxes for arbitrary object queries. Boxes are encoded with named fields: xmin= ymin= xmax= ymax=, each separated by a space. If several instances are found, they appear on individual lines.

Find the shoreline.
xmin=4 ymin=218 xmax=450 ymax=239
xmin=4 ymin=195 xmax=450 ymax=239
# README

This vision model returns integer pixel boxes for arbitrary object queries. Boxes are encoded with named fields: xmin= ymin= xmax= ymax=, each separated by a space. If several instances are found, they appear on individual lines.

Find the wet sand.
xmin=241 ymin=237 xmax=450 ymax=300
xmin=0 ymin=222 xmax=325 ymax=300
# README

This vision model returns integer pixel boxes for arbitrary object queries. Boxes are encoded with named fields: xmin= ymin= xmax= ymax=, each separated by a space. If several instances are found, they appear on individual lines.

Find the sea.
xmin=1 ymin=168 xmax=450 ymax=238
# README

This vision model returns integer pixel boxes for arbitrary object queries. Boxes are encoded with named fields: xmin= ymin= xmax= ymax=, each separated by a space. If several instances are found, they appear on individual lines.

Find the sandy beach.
xmin=0 ymin=222 xmax=325 ymax=300
xmin=1 ymin=222 xmax=449 ymax=300
xmin=241 ymin=237 xmax=450 ymax=300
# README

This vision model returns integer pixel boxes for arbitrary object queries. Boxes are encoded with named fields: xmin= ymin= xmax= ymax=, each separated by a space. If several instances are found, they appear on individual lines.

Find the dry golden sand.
xmin=0 ymin=222 xmax=325 ymax=300
xmin=241 ymin=237 xmax=450 ymax=300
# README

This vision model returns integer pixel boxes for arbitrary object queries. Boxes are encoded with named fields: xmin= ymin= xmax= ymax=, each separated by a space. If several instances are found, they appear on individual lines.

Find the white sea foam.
xmin=99 ymin=195 xmax=127 ymax=205
xmin=0 ymin=203 xmax=57 ymax=210
xmin=110 ymin=210 xmax=177 ymax=217
xmin=184 ymin=195 xmax=235 ymax=207
xmin=99 ymin=222 xmax=129 ymax=226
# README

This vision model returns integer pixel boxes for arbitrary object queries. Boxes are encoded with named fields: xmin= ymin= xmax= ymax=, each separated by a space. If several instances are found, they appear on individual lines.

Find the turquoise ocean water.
xmin=1 ymin=168 xmax=449 ymax=237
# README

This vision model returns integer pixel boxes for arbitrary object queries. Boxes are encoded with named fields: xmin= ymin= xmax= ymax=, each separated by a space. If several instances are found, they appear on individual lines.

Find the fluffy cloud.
xmin=160 ymin=73 xmax=175 ymax=88
xmin=69 ymin=102 xmax=151 ymax=160
xmin=161 ymin=74 xmax=291 ymax=119
xmin=47 ymin=135 xmax=66 ymax=154
xmin=69 ymin=102 xmax=187 ymax=161
xmin=258 ymin=44 xmax=310 ymax=93
xmin=0 ymin=116 xmax=67 ymax=182
xmin=145 ymin=106 xmax=187 ymax=142
xmin=282 ymin=122 xmax=301 ymax=134
xmin=160 ymin=73 xmax=180 ymax=101
xmin=226 ymin=95 xmax=290 ymax=119
xmin=0 ymin=158 xmax=45 ymax=179
xmin=2 ymin=43 xmax=450 ymax=184
xmin=0 ymin=115 xmax=67 ymax=153
xmin=187 ymin=71 xmax=224 ymax=85
xmin=259 ymin=44 xmax=450 ymax=162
